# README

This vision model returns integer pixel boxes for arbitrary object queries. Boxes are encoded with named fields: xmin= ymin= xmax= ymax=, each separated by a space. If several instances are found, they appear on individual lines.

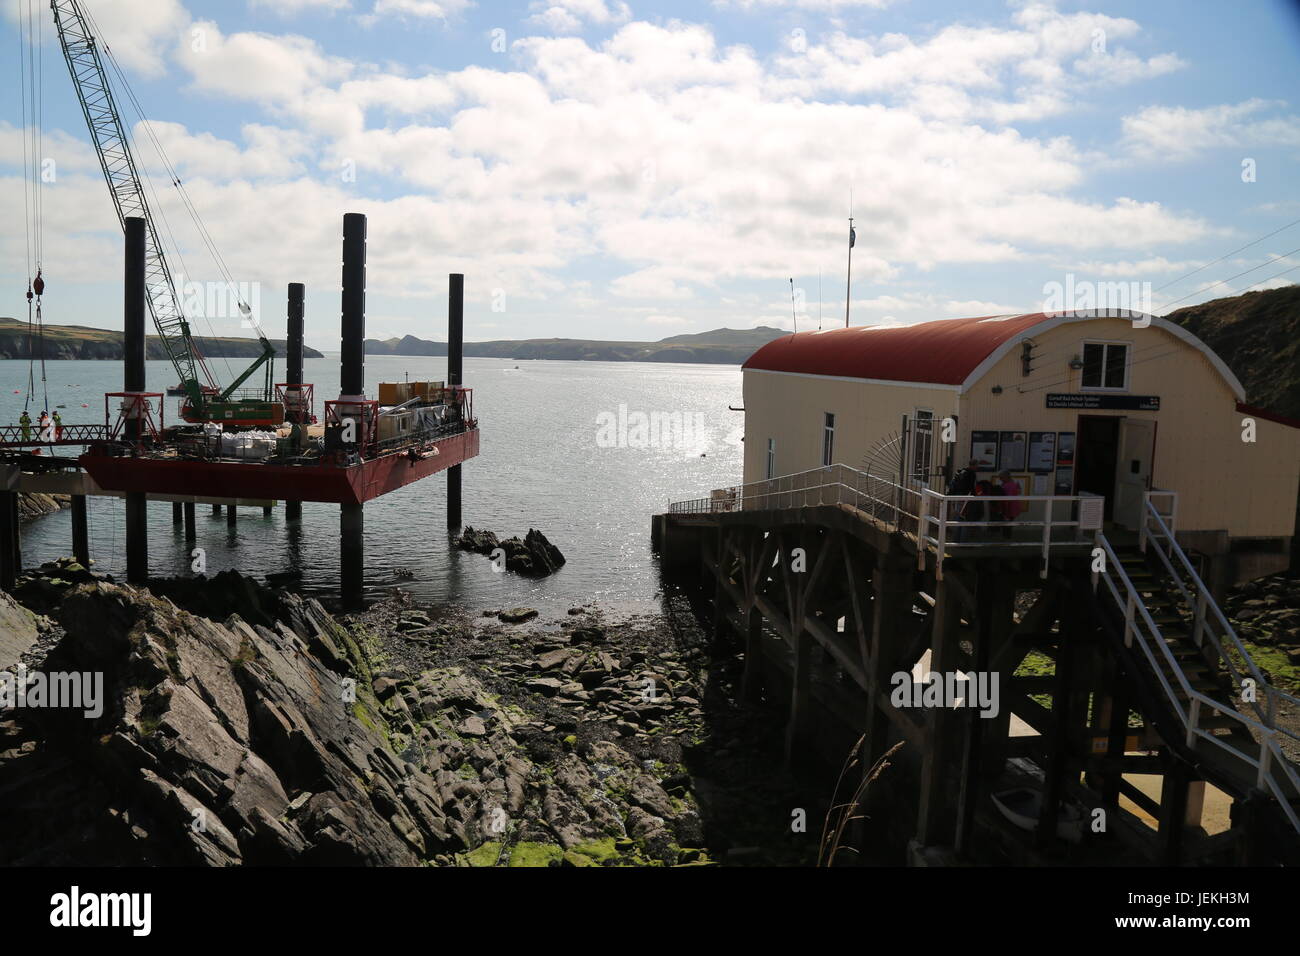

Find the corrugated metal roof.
xmin=743 ymin=313 xmax=1050 ymax=386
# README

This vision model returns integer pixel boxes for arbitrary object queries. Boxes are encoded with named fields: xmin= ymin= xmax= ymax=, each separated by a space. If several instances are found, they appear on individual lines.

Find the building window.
xmin=822 ymin=413 xmax=835 ymax=467
xmin=911 ymin=409 xmax=934 ymax=484
xmin=1081 ymin=341 xmax=1129 ymax=390
xmin=766 ymin=438 xmax=776 ymax=480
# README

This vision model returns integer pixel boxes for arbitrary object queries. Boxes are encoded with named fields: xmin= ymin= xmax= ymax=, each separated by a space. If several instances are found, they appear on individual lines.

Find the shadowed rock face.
xmin=0 ymin=591 xmax=39 ymax=670
xmin=0 ymin=582 xmax=463 ymax=865
xmin=455 ymin=526 xmax=566 ymax=576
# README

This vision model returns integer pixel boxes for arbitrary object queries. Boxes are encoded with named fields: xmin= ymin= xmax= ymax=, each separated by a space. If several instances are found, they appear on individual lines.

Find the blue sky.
xmin=3 ymin=0 xmax=1299 ymax=350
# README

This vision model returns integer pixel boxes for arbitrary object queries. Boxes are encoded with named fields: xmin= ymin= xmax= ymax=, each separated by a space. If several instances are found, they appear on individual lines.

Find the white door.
xmin=1113 ymin=418 xmax=1156 ymax=530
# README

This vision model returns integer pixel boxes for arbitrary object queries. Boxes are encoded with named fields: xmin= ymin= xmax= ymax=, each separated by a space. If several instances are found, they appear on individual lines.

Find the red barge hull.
xmin=78 ymin=429 xmax=479 ymax=505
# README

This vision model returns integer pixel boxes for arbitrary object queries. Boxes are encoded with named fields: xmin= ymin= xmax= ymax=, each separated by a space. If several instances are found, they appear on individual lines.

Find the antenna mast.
xmin=844 ymin=192 xmax=855 ymax=329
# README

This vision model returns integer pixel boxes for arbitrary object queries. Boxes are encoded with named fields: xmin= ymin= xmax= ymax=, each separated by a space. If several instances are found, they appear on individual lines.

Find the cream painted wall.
xmin=743 ymin=315 xmax=1300 ymax=540
xmin=742 ymin=370 xmax=958 ymax=484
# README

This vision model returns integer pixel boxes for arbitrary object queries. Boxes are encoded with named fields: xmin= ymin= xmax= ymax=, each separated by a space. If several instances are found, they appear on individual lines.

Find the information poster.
xmin=1054 ymin=465 xmax=1074 ymax=495
xmin=1031 ymin=473 xmax=1051 ymax=495
xmin=998 ymin=431 xmax=1027 ymax=473
xmin=1056 ymin=432 xmax=1075 ymax=465
xmin=1028 ymin=431 xmax=1056 ymax=473
xmin=969 ymin=431 xmax=999 ymax=471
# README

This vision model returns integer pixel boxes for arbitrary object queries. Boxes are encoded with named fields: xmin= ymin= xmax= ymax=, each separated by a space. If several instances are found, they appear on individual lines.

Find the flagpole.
xmin=844 ymin=214 xmax=854 ymax=328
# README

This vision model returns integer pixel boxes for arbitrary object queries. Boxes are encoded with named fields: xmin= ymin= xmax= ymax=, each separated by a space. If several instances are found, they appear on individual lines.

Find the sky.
xmin=2 ymin=0 xmax=1299 ymax=350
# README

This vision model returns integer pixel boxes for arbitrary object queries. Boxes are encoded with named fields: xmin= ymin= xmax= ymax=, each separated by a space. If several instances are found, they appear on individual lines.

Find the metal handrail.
xmin=1093 ymin=530 xmax=1300 ymax=832
xmin=1139 ymin=497 xmax=1300 ymax=740
xmin=667 ymin=462 xmax=1092 ymax=577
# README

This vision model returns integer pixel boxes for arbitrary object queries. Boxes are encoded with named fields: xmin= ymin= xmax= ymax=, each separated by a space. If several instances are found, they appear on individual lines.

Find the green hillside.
xmin=0 ymin=317 xmax=323 ymax=361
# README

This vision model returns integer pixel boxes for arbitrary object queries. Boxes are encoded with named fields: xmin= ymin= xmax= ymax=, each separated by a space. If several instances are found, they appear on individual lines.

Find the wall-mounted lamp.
xmin=991 ymin=385 xmax=1003 ymax=394
xmin=1069 ymin=354 xmax=1085 ymax=370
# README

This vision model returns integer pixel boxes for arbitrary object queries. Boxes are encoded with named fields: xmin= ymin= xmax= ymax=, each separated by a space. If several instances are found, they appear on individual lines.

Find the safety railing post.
xmin=934 ymin=493 xmax=947 ymax=581
xmin=1140 ymin=491 xmax=1150 ymax=553
xmin=1124 ymin=591 xmax=1136 ymax=648
xmin=1192 ymin=590 xmax=1207 ymax=649
xmin=1091 ymin=531 xmax=1103 ymax=593
xmin=1186 ymin=698 xmax=1201 ymax=749
xmin=1258 ymin=736 xmax=1274 ymax=789
xmin=1040 ymin=504 xmax=1053 ymax=579
xmin=917 ymin=491 xmax=930 ymax=571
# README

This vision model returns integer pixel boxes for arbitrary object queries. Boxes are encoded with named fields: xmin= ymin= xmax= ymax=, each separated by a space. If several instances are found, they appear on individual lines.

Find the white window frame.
xmin=911 ymin=408 xmax=935 ymax=485
xmin=1080 ymin=339 xmax=1132 ymax=392
xmin=822 ymin=413 xmax=835 ymax=467
xmin=766 ymin=438 xmax=776 ymax=480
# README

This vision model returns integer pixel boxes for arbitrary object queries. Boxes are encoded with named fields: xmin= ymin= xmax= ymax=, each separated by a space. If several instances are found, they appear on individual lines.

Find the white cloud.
xmin=2 ymin=3 xmax=1227 ymax=339
xmin=768 ymin=3 xmax=1184 ymax=123
xmin=1121 ymin=99 xmax=1300 ymax=161
xmin=528 ymin=0 xmax=631 ymax=34
xmin=6 ymin=0 xmax=191 ymax=77
xmin=177 ymin=21 xmax=356 ymax=104
xmin=715 ymin=0 xmax=895 ymax=9
xmin=364 ymin=0 xmax=473 ymax=22
xmin=249 ymin=0 xmax=351 ymax=14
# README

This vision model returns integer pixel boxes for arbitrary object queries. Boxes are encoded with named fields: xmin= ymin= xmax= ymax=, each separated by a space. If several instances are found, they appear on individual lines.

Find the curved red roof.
xmin=743 ymin=313 xmax=1048 ymax=386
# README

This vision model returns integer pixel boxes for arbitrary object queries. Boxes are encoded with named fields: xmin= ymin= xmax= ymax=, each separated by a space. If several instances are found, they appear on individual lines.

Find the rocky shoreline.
xmin=0 ymin=562 xmax=816 ymax=867
xmin=17 ymin=492 xmax=69 ymax=522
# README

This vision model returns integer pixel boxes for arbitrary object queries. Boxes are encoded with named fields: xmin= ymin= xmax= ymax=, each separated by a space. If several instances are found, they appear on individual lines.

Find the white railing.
xmin=1138 ymin=494 xmax=1300 ymax=743
xmin=667 ymin=463 xmax=1094 ymax=578
xmin=918 ymin=487 xmax=1097 ymax=580
xmin=668 ymin=463 xmax=923 ymax=528
xmin=1092 ymin=524 xmax=1300 ymax=833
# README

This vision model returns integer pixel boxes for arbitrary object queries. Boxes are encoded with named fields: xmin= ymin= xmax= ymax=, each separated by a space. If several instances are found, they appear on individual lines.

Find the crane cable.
xmin=81 ymin=2 xmax=246 ymax=387
xmin=18 ymin=0 xmax=50 ymax=418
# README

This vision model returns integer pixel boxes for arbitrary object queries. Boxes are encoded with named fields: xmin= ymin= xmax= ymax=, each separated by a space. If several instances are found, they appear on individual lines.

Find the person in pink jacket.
xmin=996 ymin=470 xmax=1022 ymax=538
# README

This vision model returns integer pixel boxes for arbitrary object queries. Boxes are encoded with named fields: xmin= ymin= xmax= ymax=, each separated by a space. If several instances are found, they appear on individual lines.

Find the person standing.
xmin=19 ymin=410 xmax=31 ymax=443
xmin=996 ymin=469 xmax=1022 ymax=539
xmin=52 ymin=410 xmax=63 ymax=441
xmin=37 ymin=410 xmax=50 ymax=442
xmin=946 ymin=458 xmax=980 ymax=541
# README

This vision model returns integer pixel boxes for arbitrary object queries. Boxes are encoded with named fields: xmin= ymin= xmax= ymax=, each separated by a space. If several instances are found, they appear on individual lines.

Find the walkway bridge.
xmin=653 ymin=463 xmax=1300 ymax=864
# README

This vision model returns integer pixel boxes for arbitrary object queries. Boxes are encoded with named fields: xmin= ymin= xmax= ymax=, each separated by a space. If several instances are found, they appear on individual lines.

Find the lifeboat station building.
xmin=741 ymin=310 xmax=1300 ymax=591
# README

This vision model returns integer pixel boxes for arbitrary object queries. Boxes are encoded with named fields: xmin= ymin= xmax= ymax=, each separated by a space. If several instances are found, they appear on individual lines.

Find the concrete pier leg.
xmin=447 ymin=272 xmax=464 ymax=529
xmin=785 ymin=631 xmax=813 ymax=766
xmin=72 ymin=495 xmax=90 ymax=567
xmin=0 ymin=491 xmax=16 ymax=592
xmin=447 ymin=464 xmax=462 ymax=530
xmin=227 ymin=505 xmax=237 ymax=528
xmin=742 ymin=607 xmax=764 ymax=704
xmin=126 ymin=495 xmax=148 ymax=584
xmin=172 ymin=501 xmax=183 ymax=525
xmin=285 ymin=284 xmax=306 ymax=521
xmin=212 ymin=504 xmax=222 ymax=516
xmin=263 ymin=505 xmax=273 ymax=517
xmin=341 ymin=502 xmax=364 ymax=611
xmin=123 ymin=216 xmax=148 ymax=586
xmin=9 ymin=494 xmax=19 ymax=572
xmin=183 ymin=501 xmax=196 ymax=542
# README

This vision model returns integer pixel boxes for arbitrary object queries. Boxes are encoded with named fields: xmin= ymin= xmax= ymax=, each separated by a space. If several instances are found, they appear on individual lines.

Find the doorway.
xmin=1076 ymin=416 xmax=1120 ymax=519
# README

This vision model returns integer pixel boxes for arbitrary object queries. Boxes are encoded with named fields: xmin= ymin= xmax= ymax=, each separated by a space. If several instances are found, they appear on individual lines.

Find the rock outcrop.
xmin=0 ymin=581 xmax=464 ymax=865
xmin=455 ymin=526 xmax=566 ymax=576
xmin=17 ymin=493 xmax=69 ymax=521
xmin=0 ymin=574 xmax=739 ymax=866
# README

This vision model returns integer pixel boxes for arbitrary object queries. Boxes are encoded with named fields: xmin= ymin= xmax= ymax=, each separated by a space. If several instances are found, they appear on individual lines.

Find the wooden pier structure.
xmin=653 ymin=464 xmax=1300 ymax=865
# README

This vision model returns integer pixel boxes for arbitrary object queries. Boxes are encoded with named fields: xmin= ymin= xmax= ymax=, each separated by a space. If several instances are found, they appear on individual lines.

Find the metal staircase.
xmin=1092 ymin=493 xmax=1300 ymax=834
